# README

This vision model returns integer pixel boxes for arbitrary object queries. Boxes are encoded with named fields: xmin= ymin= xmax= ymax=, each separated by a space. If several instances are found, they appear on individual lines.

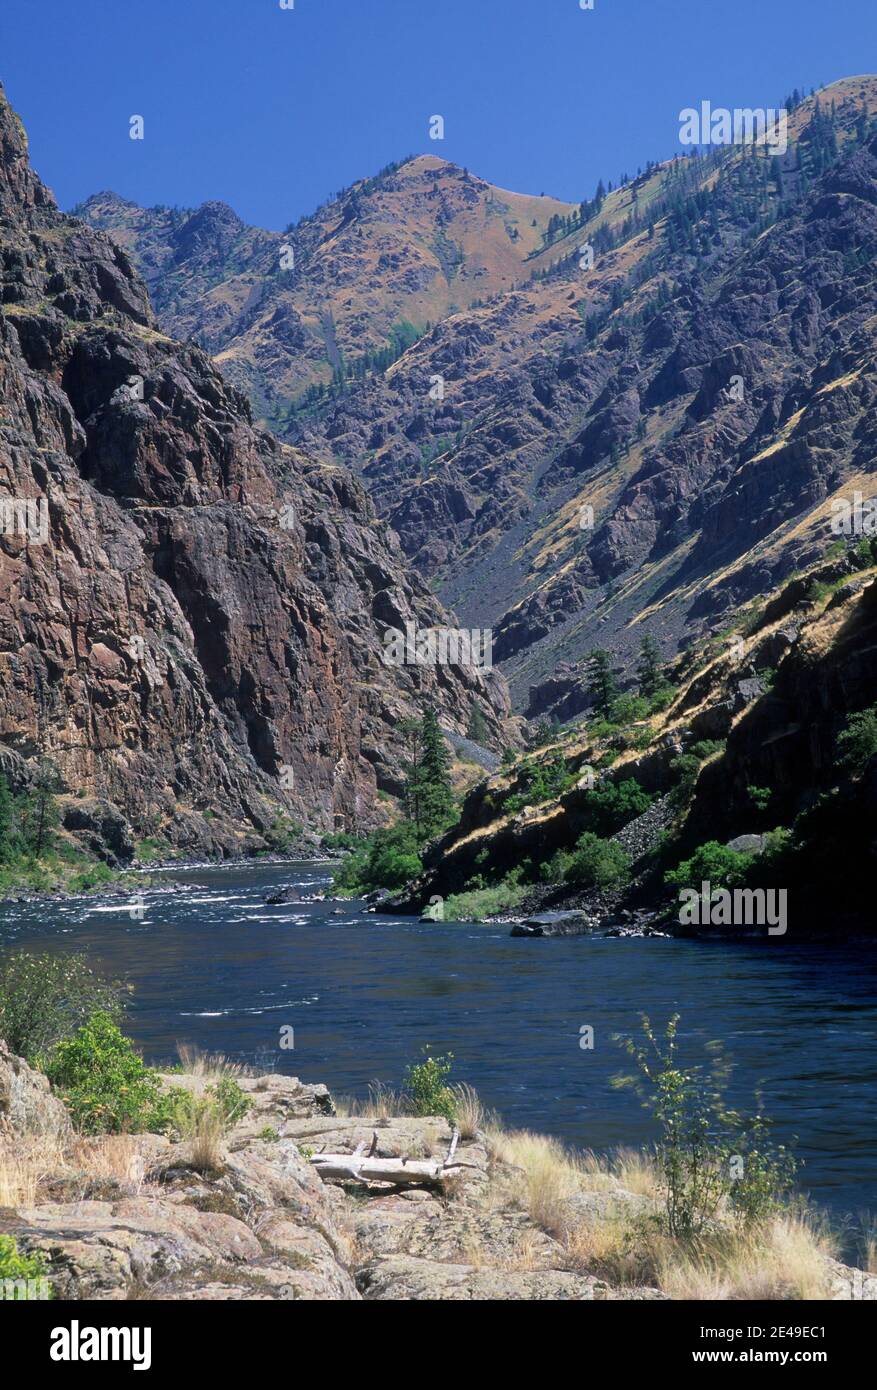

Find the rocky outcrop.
xmin=0 ymin=1039 xmax=71 ymax=1139
xmin=4 ymin=1048 xmax=872 ymax=1301
xmin=510 ymin=911 xmax=598 ymax=937
xmin=2 ymin=1056 xmax=654 ymax=1302
xmin=0 ymin=83 xmax=508 ymax=857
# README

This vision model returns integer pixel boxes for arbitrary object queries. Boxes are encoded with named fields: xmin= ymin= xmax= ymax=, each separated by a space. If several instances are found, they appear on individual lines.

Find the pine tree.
xmin=588 ymin=649 xmax=617 ymax=717
xmin=402 ymin=709 xmax=455 ymax=842
xmin=418 ymin=706 xmax=455 ymax=839
xmin=637 ymin=634 xmax=663 ymax=698
xmin=0 ymin=771 xmax=16 ymax=864
xmin=19 ymin=759 xmax=61 ymax=858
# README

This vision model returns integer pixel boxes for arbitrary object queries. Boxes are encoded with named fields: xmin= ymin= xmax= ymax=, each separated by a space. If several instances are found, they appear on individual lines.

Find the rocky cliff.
xmin=0 ymin=84 xmax=508 ymax=857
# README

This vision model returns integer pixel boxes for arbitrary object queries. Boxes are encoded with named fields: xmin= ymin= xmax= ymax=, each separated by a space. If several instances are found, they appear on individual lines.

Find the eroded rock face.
xmin=0 ymin=1039 xmax=71 ymax=1140
xmin=0 ymin=83 xmax=507 ymax=854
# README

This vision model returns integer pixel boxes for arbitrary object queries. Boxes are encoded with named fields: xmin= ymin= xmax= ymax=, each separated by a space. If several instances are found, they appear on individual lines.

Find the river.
xmin=1 ymin=860 xmax=875 ymax=1231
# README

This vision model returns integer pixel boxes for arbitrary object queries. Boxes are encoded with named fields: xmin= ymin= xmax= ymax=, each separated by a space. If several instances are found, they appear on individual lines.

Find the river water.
xmin=1 ymin=860 xmax=875 ymax=1230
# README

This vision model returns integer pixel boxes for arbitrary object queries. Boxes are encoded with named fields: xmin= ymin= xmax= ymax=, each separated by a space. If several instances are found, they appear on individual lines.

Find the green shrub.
xmin=689 ymin=740 xmax=725 ymax=762
xmin=0 ymin=773 xmax=20 ymax=865
xmin=667 ymin=742 xmax=726 ymax=812
xmin=666 ymin=840 xmax=754 ymax=892
xmin=836 ymin=705 xmax=877 ymax=774
xmin=332 ymin=822 xmax=423 ymax=895
xmin=538 ymin=849 xmax=573 ymax=884
xmin=504 ymin=756 xmax=574 ymax=813
xmin=580 ymin=778 xmax=653 ymax=835
xmin=466 ymin=705 xmax=490 ymax=744
xmin=207 ymin=1075 xmax=252 ymax=1127
xmin=321 ymin=831 xmax=365 ymax=854
xmin=608 ymin=693 xmax=649 ymax=725
xmin=0 ymin=952 xmax=125 ymax=1060
xmin=615 ymin=1015 xmax=796 ymax=1237
xmin=42 ymin=1012 xmax=172 ymax=1135
xmin=442 ymin=880 xmax=524 ymax=921
xmin=166 ymin=1076 xmax=252 ymax=1172
xmin=565 ymin=833 xmax=631 ymax=889
xmin=728 ymin=1110 xmax=798 ymax=1226
xmin=134 ymin=837 xmax=166 ymax=863
xmin=647 ymin=685 xmax=677 ymax=714
xmin=0 ymin=1236 xmax=51 ymax=1299
xmin=753 ymin=826 xmax=794 ymax=872
xmin=263 ymin=816 xmax=305 ymax=851
xmin=68 ymin=862 xmax=115 ymax=893
xmin=404 ymin=1049 xmax=456 ymax=1122
xmin=668 ymin=752 xmax=702 ymax=809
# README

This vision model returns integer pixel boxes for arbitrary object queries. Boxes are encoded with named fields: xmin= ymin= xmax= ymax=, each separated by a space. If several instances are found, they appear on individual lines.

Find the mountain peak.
xmin=73 ymin=189 xmax=141 ymax=215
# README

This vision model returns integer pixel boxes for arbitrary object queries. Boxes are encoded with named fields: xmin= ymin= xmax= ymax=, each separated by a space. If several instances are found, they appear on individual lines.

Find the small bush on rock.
xmin=404 ymin=1049 xmax=457 ymax=1123
xmin=615 ymin=1015 xmax=797 ymax=1238
xmin=42 ymin=1012 xmax=173 ymax=1135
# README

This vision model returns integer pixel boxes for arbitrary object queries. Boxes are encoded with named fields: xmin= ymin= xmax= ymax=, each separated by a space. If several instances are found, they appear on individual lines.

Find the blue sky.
xmin=1 ymin=0 xmax=875 ymax=229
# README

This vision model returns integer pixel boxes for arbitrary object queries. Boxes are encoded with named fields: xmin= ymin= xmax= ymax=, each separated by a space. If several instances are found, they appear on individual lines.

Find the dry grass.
xmin=175 ymin=1043 xmax=242 ymax=1078
xmin=486 ymin=1124 xmax=841 ymax=1299
xmin=609 ymin=1147 xmax=661 ymax=1199
xmin=564 ymin=1210 xmax=649 ymax=1284
xmin=452 ymin=1083 xmax=490 ymax=1139
xmin=655 ymin=1214 xmax=837 ymax=1300
xmin=454 ymin=1228 xmax=547 ymax=1273
xmin=0 ymin=1134 xmax=67 ymax=1207
xmin=334 ymin=1081 xmax=408 ymax=1121
xmin=171 ymin=1096 xmax=227 ymax=1175
xmin=499 ymin=1229 xmax=550 ymax=1272
xmin=70 ymin=1135 xmax=145 ymax=1196
xmin=857 ymin=1216 xmax=877 ymax=1274
xmin=336 ymin=1080 xmax=490 ymax=1134
xmin=486 ymin=1128 xmax=584 ymax=1234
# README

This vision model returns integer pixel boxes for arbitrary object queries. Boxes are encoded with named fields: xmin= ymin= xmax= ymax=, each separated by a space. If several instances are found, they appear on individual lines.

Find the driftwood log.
xmin=308 ymin=1127 xmax=470 ymax=1187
